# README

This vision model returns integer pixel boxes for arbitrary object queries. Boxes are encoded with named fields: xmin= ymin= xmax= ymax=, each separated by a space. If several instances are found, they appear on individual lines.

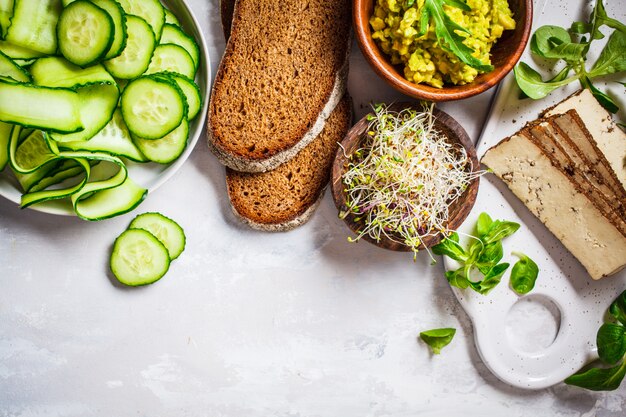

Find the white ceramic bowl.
xmin=0 ymin=0 xmax=210 ymax=216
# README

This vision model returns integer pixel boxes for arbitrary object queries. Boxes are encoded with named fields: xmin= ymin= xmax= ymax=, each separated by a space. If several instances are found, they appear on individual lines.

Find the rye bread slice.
xmin=220 ymin=0 xmax=235 ymax=40
xmin=226 ymin=95 xmax=352 ymax=232
xmin=208 ymin=0 xmax=352 ymax=173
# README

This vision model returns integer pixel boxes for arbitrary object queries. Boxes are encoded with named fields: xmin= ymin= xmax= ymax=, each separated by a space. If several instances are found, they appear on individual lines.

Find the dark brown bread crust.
xmin=208 ymin=0 xmax=352 ymax=172
xmin=226 ymin=95 xmax=353 ymax=231
xmin=220 ymin=0 xmax=235 ymax=40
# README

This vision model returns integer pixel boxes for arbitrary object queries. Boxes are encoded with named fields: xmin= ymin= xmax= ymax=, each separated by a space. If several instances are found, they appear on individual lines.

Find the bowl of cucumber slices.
xmin=0 ymin=0 xmax=209 ymax=220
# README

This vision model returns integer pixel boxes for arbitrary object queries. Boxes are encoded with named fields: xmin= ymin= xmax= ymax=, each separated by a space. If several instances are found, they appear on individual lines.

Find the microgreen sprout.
xmin=341 ymin=103 xmax=482 ymax=255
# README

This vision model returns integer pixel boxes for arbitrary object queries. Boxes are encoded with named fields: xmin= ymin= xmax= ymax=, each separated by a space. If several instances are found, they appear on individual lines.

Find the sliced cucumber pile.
xmin=111 ymin=212 xmax=185 ymax=286
xmin=0 ymin=0 xmax=203 ymax=220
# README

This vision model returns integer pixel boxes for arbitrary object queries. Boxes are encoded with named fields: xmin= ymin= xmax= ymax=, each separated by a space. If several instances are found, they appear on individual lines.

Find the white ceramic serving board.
xmin=444 ymin=0 xmax=626 ymax=389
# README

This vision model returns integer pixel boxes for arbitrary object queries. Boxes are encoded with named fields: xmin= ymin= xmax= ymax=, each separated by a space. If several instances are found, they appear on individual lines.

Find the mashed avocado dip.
xmin=370 ymin=0 xmax=515 ymax=87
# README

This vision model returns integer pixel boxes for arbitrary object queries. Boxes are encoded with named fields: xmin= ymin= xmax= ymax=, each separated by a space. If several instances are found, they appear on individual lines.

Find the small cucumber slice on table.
xmin=0 ymin=79 xmax=83 ymax=133
xmin=128 ymin=212 xmax=186 ymax=260
xmin=159 ymin=24 xmax=200 ymax=71
xmin=117 ymin=0 xmax=164 ymax=41
xmin=57 ymin=0 xmax=114 ymax=67
xmin=90 ymin=0 xmax=127 ymax=59
xmin=145 ymin=44 xmax=195 ymax=79
xmin=121 ymin=76 xmax=185 ymax=139
xmin=110 ymin=228 xmax=170 ymax=286
xmin=132 ymin=118 xmax=188 ymax=164
xmin=5 ymin=0 xmax=62 ymax=55
xmin=104 ymin=15 xmax=155 ymax=79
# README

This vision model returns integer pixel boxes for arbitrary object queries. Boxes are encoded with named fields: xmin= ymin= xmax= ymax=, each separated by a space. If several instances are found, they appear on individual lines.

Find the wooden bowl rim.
xmin=331 ymin=103 xmax=480 ymax=252
xmin=353 ymin=0 xmax=534 ymax=102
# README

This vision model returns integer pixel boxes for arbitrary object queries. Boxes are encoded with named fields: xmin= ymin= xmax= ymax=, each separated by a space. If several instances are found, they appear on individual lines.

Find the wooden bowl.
xmin=331 ymin=104 xmax=480 ymax=251
xmin=353 ymin=0 xmax=533 ymax=101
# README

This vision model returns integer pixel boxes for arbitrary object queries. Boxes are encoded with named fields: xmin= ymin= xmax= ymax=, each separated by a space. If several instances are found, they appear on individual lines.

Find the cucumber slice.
xmin=57 ymin=0 xmax=114 ymax=67
xmin=31 ymin=58 xmax=119 ymax=143
xmin=121 ymin=76 xmax=185 ymax=139
xmin=158 ymin=73 xmax=201 ymax=120
xmin=110 ymin=228 xmax=170 ymax=286
xmin=132 ymin=118 xmax=188 ymax=164
xmin=128 ymin=212 xmax=186 ymax=260
xmin=163 ymin=8 xmax=179 ymax=26
xmin=90 ymin=0 xmax=127 ymax=60
xmin=20 ymin=157 xmax=90 ymax=208
xmin=73 ymin=174 xmax=146 ymax=220
xmin=0 ymin=51 xmax=30 ymax=83
xmin=159 ymin=24 xmax=200 ymax=71
xmin=103 ymin=15 xmax=155 ymax=79
xmin=0 ymin=0 xmax=13 ymax=38
xmin=0 ymin=78 xmax=83 ymax=133
xmin=30 ymin=56 xmax=113 ymax=88
xmin=60 ymin=109 xmax=147 ymax=162
xmin=117 ymin=0 xmax=164 ymax=41
xmin=0 ymin=41 xmax=45 ymax=60
xmin=25 ymin=159 xmax=83 ymax=192
xmin=14 ymin=158 xmax=64 ymax=192
xmin=0 ymin=121 xmax=12 ymax=170
xmin=5 ymin=0 xmax=62 ymax=55
xmin=11 ymin=129 xmax=59 ymax=173
xmin=145 ymin=44 xmax=195 ymax=79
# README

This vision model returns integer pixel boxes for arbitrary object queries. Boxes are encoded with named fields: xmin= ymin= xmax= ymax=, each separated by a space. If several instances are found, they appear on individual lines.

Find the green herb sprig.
xmin=514 ymin=0 xmax=625 ymax=113
xmin=565 ymin=290 xmax=626 ymax=391
xmin=432 ymin=212 xmax=521 ymax=295
xmin=411 ymin=0 xmax=493 ymax=72
xmin=509 ymin=252 xmax=539 ymax=295
xmin=420 ymin=327 xmax=456 ymax=354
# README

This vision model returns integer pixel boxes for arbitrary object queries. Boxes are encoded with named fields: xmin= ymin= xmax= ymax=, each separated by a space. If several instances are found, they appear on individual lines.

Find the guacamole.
xmin=370 ymin=0 xmax=515 ymax=87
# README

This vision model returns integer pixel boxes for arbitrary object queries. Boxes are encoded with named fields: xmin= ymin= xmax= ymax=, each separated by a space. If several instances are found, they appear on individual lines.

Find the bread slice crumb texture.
xmin=209 ymin=0 xmax=351 ymax=166
xmin=226 ymin=95 xmax=352 ymax=231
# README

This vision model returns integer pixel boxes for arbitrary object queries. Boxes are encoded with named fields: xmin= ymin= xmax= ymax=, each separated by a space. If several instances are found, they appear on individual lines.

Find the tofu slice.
xmin=524 ymin=123 xmax=626 ymax=237
xmin=482 ymin=134 xmax=626 ymax=280
xmin=544 ymin=89 xmax=626 ymax=188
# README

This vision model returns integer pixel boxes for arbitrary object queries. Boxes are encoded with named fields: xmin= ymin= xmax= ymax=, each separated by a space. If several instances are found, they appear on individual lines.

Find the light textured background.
xmin=1 ymin=0 xmax=625 ymax=416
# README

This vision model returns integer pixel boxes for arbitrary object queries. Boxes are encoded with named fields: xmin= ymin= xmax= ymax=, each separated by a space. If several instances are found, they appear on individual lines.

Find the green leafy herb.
xmin=418 ymin=0 xmax=493 ymax=72
xmin=420 ymin=327 xmax=456 ymax=354
xmin=566 ymin=290 xmax=626 ymax=391
xmin=514 ymin=0 xmax=625 ymax=113
xmin=432 ymin=213 xmax=520 ymax=295
xmin=509 ymin=252 xmax=539 ymax=295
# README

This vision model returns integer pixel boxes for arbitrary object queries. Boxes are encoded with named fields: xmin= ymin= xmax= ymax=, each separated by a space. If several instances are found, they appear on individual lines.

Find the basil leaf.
xmin=597 ymin=323 xmax=626 ymax=365
xmin=445 ymin=267 xmax=470 ymax=289
xmin=432 ymin=233 xmax=467 ymax=262
xmin=570 ymin=21 xmax=593 ymax=35
xmin=471 ymin=263 xmax=509 ymax=295
xmin=483 ymin=220 xmax=520 ymax=244
xmin=530 ymin=26 xmax=571 ymax=57
xmin=477 ymin=241 xmax=503 ymax=266
xmin=542 ymin=39 xmax=588 ymax=62
xmin=589 ymin=30 xmax=626 ymax=77
xmin=420 ymin=327 xmax=456 ymax=354
xmin=589 ymin=0 xmax=626 ymax=40
xmin=510 ymin=252 xmax=539 ymax=295
xmin=609 ymin=290 xmax=626 ymax=326
xmin=420 ymin=0 xmax=493 ymax=72
xmin=565 ymin=361 xmax=626 ymax=391
xmin=514 ymin=62 xmax=575 ymax=100
xmin=476 ymin=212 xmax=493 ymax=238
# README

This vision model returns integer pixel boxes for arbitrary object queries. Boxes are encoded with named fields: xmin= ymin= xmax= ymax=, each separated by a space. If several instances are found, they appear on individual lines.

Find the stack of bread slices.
xmin=482 ymin=89 xmax=626 ymax=280
xmin=207 ymin=0 xmax=353 ymax=231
